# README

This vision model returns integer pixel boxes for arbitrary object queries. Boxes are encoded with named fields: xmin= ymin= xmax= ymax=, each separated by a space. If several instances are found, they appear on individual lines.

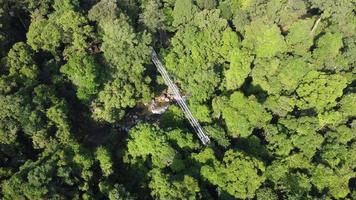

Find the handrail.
xmin=151 ymin=49 xmax=210 ymax=145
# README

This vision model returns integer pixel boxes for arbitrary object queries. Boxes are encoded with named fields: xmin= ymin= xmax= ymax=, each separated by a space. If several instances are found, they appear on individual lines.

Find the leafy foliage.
xmin=124 ymin=123 xmax=176 ymax=168
xmin=200 ymin=150 xmax=265 ymax=199
xmin=213 ymin=92 xmax=272 ymax=137
xmin=60 ymin=52 xmax=99 ymax=101
xmin=296 ymin=71 xmax=348 ymax=112
xmin=243 ymin=19 xmax=287 ymax=58
xmin=91 ymin=14 xmax=152 ymax=122
xmin=0 ymin=0 xmax=355 ymax=199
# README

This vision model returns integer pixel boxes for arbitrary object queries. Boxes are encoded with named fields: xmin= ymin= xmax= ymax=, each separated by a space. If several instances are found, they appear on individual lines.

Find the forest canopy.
xmin=0 ymin=0 xmax=355 ymax=199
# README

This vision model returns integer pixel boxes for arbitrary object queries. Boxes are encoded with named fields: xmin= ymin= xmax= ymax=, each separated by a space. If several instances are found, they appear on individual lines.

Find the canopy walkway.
xmin=151 ymin=50 xmax=210 ymax=145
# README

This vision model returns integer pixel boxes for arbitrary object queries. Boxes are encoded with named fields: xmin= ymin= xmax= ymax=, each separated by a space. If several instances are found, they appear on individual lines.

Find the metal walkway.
xmin=151 ymin=49 xmax=210 ymax=145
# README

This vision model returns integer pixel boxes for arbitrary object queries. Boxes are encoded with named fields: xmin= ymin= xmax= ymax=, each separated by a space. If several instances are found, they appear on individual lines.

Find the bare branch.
xmin=310 ymin=16 xmax=321 ymax=35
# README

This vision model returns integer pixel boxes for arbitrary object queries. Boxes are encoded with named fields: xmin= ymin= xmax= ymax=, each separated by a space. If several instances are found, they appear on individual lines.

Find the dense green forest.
xmin=0 ymin=0 xmax=355 ymax=199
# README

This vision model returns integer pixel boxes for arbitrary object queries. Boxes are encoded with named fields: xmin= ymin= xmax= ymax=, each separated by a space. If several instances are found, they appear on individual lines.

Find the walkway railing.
xmin=151 ymin=50 xmax=210 ymax=145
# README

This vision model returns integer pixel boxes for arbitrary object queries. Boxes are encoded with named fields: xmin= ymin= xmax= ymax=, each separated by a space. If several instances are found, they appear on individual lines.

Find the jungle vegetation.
xmin=0 ymin=0 xmax=355 ymax=199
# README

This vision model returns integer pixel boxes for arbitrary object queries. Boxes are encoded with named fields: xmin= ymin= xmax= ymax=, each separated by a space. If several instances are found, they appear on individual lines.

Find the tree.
xmin=166 ymin=129 xmax=200 ymax=150
xmin=310 ymin=0 xmax=355 ymax=36
xmin=165 ymin=9 xmax=239 ymax=102
xmin=95 ymin=146 xmax=113 ymax=177
xmin=342 ymin=36 xmax=356 ymax=68
xmin=92 ymin=15 xmax=152 ymax=122
xmin=99 ymin=181 xmax=135 ymax=200
xmin=92 ymin=77 xmax=137 ymax=122
xmin=148 ymin=169 xmax=200 ymax=200
xmin=0 ymin=95 xmax=24 ymax=144
xmin=273 ymin=0 xmax=308 ymax=30
xmin=26 ymin=84 xmax=74 ymax=149
xmin=23 ymin=0 xmax=54 ymax=16
xmin=339 ymin=93 xmax=356 ymax=118
xmin=286 ymin=19 xmax=314 ymax=56
xmin=160 ymin=105 xmax=186 ymax=129
xmin=311 ymin=164 xmax=354 ymax=199
xmin=280 ymin=117 xmax=324 ymax=158
xmin=264 ymin=95 xmax=296 ymax=117
xmin=139 ymin=0 xmax=165 ymax=32
xmin=266 ymin=152 xmax=318 ymax=198
xmin=296 ymin=71 xmax=348 ymax=112
xmin=196 ymin=0 xmax=217 ymax=10
xmin=88 ymin=0 xmax=119 ymax=23
xmin=326 ymin=125 xmax=355 ymax=145
xmin=27 ymin=2 xmax=93 ymax=57
xmin=6 ymin=42 xmax=38 ymax=86
xmin=204 ymin=125 xmax=230 ymax=147
xmin=172 ymin=0 xmax=197 ymax=27
xmin=256 ymin=187 xmax=278 ymax=200
xmin=251 ymin=58 xmax=282 ymax=94
xmin=273 ymin=57 xmax=310 ymax=94
xmin=0 ymin=0 xmax=355 ymax=199
xmin=46 ymin=100 xmax=72 ymax=144
xmin=124 ymin=123 xmax=176 ymax=169
xmin=27 ymin=19 xmax=62 ymax=54
xmin=213 ymin=92 xmax=271 ymax=137
xmin=1 ymin=144 xmax=96 ymax=200
xmin=264 ymin=124 xmax=294 ymax=157
xmin=251 ymin=57 xmax=312 ymax=95
xmin=224 ymin=48 xmax=253 ymax=90
xmin=313 ymin=32 xmax=344 ymax=70
xmin=200 ymin=150 xmax=265 ymax=199
xmin=243 ymin=19 xmax=286 ymax=58
xmin=60 ymin=52 xmax=99 ymax=101
xmin=53 ymin=9 xmax=93 ymax=56
xmin=189 ymin=102 xmax=212 ymax=123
